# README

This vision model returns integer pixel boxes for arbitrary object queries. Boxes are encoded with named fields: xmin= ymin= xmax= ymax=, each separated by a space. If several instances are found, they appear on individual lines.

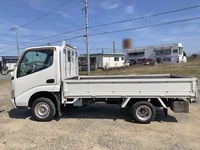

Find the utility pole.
xmin=10 ymin=28 xmax=20 ymax=57
xmin=113 ymin=41 xmax=115 ymax=53
xmin=84 ymin=0 xmax=90 ymax=75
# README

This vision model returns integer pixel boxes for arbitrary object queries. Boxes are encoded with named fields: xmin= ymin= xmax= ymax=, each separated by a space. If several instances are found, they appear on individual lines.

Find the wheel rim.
xmin=136 ymin=105 xmax=152 ymax=121
xmin=34 ymin=102 xmax=50 ymax=119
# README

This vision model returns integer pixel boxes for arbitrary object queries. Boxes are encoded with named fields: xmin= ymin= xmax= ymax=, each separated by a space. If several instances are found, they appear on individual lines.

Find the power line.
xmin=0 ymin=30 xmax=12 ymax=36
xmin=15 ymin=4 xmax=200 ymax=42
xmin=1 ymin=16 xmax=200 ymax=54
xmin=18 ymin=0 xmax=70 ymax=28
xmin=17 ymin=35 xmax=84 ymax=48
xmin=50 ymin=35 xmax=84 ymax=44
xmin=0 ymin=1 xmax=72 ymax=49
xmin=0 ymin=1 xmax=71 ymax=35
xmin=42 ymin=17 xmax=200 ymax=46
xmin=0 ymin=3 xmax=199 ymax=36
xmin=0 ymin=39 xmax=15 ymax=43
xmin=0 ymin=15 xmax=199 ymax=55
xmin=89 ymin=4 xmax=200 ymax=29
xmin=0 ymin=0 xmax=81 ymax=37
xmin=3 ymin=1 xmax=82 ymax=46
xmin=0 ymin=15 xmax=44 ymax=18
xmin=0 ymin=45 xmax=15 ymax=51
xmin=1 ymin=4 xmax=198 ymax=43
xmin=1 ymin=5 xmax=200 ymax=54
xmin=0 ymin=49 xmax=16 ymax=55
xmin=89 ymin=16 xmax=200 ymax=36
xmin=0 ymin=0 xmax=79 ymax=51
xmin=1 ymin=15 xmax=200 ymax=52
xmin=18 ymin=4 xmax=200 ymax=30
xmin=20 ymin=28 xmax=84 ymax=45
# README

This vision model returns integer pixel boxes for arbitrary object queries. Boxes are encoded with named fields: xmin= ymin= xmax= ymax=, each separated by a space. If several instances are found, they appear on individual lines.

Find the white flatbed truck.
xmin=9 ymin=42 xmax=198 ymax=123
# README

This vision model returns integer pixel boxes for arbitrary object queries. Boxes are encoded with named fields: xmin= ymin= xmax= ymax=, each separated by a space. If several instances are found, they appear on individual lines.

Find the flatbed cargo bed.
xmin=63 ymin=74 xmax=197 ymax=99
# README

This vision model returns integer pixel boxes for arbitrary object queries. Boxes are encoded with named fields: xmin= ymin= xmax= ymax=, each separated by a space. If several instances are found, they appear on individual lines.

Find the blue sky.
xmin=0 ymin=0 xmax=200 ymax=56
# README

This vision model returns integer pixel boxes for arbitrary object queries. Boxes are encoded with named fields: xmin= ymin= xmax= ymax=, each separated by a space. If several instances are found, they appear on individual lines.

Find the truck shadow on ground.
xmin=8 ymin=109 xmax=31 ymax=119
xmin=60 ymin=103 xmax=178 ymax=123
xmin=8 ymin=103 xmax=178 ymax=123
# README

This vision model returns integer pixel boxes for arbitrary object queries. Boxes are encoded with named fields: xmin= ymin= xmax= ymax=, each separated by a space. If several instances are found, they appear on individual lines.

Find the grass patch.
xmin=80 ymin=60 xmax=200 ymax=79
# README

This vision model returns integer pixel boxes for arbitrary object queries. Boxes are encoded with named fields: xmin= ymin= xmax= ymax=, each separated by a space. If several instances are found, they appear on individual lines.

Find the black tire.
xmin=31 ymin=97 xmax=56 ymax=121
xmin=131 ymin=101 xmax=156 ymax=124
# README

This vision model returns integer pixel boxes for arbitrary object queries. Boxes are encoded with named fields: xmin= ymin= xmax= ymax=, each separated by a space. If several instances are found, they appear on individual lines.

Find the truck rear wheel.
xmin=131 ymin=101 xmax=156 ymax=124
xmin=31 ymin=97 xmax=56 ymax=121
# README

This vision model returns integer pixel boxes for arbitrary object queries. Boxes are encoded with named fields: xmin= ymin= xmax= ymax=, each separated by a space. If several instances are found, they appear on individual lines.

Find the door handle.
xmin=46 ymin=79 xmax=55 ymax=83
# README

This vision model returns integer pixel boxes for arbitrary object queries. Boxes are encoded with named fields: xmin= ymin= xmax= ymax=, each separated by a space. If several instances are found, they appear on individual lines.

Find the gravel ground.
xmin=0 ymin=79 xmax=200 ymax=150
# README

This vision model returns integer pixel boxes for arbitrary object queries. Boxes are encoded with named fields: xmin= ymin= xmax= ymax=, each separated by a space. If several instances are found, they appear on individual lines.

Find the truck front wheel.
xmin=131 ymin=101 xmax=156 ymax=124
xmin=31 ymin=97 xmax=56 ymax=121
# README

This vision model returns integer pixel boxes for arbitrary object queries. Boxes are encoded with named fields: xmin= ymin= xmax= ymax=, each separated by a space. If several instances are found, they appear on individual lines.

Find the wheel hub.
xmin=35 ymin=102 xmax=50 ymax=119
xmin=136 ymin=105 xmax=152 ymax=121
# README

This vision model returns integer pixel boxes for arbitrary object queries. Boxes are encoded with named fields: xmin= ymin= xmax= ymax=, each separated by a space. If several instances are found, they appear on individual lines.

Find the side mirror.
xmin=0 ymin=66 xmax=12 ymax=75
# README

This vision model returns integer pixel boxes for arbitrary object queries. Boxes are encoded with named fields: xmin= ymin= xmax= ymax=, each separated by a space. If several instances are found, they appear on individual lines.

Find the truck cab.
xmin=11 ymin=43 xmax=78 ymax=118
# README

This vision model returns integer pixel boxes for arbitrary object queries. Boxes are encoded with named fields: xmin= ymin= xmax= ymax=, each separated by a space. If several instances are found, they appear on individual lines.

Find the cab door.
xmin=13 ymin=48 xmax=57 ymax=104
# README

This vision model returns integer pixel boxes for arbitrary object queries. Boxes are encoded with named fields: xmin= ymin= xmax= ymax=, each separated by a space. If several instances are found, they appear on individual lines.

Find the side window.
xmin=68 ymin=50 xmax=71 ymax=62
xmin=72 ymin=51 xmax=74 ymax=62
xmin=17 ymin=49 xmax=53 ymax=78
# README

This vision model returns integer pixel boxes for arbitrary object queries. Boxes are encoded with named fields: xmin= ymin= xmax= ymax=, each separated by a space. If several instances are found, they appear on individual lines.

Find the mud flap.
xmin=52 ymin=93 xmax=62 ymax=118
xmin=56 ymin=99 xmax=62 ymax=117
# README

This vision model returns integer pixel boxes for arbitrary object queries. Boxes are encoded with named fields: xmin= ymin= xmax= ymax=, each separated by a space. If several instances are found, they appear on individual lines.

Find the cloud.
xmin=100 ymin=1 xmax=119 ymax=10
xmin=184 ymin=25 xmax=200 ymax=32
xmin=171 ymin=30 xmax=179 ymax=34
xmin=125 ymin=5 xmax=135 ymax=14
xmin=29 ymin=0 xmax=76 ymax=19
xmin=57 ymin=11 xmax=73 ymax=18
xmin=18 ymin=27 xmax=31 ymax=35
xmin=160 ymin=36 xmax=200 ymax=42
xmin=29 ymin=0 xmax=48 ymax=11
xmin=171 ymin=24 xmax=200 ymax=34
xmin=14 ymin=6 xmax=24 ymax=12
xmin=161 ymin=37 xmax=179 ymax=42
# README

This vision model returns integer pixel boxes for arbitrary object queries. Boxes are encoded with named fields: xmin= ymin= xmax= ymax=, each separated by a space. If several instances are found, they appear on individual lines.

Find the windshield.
xmin=17 ymin=49 xmax=53 ymax=78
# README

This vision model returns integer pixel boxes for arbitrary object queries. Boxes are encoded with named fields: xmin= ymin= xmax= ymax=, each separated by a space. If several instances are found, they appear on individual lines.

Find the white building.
xmin=126 ymin=43 xmax=187 ymax=64
xmin=79 ymin=53 xmax=125 ymax=70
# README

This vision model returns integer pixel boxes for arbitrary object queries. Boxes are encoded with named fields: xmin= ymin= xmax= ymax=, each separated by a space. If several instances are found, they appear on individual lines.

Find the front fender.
xmin=14 ymin=85 xmax=60 ymax=107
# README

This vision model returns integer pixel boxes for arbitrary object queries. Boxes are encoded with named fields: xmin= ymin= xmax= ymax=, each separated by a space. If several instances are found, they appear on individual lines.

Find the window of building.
xmin=173 ymin=49 xmax=178 ymax=53
xmin=163 ymin=57 xmax=171 ymax=61
xmin=121 ymin=57 xmax=124 ymax=60
xmin=129 ymin=52 xmax=144 ymax=56
xmin=156 ymin=50 xmax=171 ymax=55
xmin=156 ymin=58 xmax=162 ymax=63
xmin=114 ymin=57 xmax=119 ymax=61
